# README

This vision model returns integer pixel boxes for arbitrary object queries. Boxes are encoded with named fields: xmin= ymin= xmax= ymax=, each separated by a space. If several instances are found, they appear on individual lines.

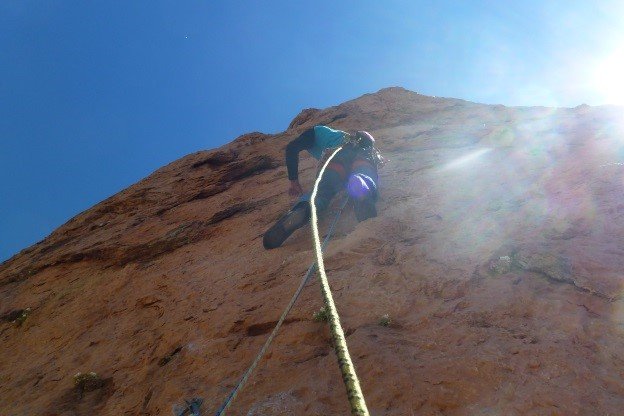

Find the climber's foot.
xmin=263 ymin=203 xmax=310 ymax=249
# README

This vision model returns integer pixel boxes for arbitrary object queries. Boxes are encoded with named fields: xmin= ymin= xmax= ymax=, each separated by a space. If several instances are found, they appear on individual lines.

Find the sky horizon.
xmin=2 ymin=1 xmax=624 ymax=262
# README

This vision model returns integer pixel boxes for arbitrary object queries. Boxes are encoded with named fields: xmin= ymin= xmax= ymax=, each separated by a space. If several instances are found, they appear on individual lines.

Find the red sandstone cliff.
xmin=2 ymin=87 xmax=624 ymax=415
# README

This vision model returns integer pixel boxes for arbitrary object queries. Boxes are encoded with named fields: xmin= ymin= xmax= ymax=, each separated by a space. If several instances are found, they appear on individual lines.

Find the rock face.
xmin=2 ymin=87 xmax=624 ymax=415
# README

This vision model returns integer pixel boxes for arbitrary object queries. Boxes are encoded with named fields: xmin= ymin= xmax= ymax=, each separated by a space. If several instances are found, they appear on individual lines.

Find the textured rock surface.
xmin=2 ymin=87 xmax=624 ymax=415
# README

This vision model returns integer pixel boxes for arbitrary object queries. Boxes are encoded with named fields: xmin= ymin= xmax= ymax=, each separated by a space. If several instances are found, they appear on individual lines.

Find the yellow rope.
xmin=310 ymin=147 xmax=370 ymax=416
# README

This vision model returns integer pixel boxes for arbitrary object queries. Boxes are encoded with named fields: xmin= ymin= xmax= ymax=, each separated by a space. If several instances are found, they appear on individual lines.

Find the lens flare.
xmin=440 ymin=148 xmax=492 ymax=171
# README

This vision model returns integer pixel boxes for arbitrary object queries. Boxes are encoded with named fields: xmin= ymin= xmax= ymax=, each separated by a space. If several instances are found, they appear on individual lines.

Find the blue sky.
xmin=1 ymin=1 xmax=623 ymax=262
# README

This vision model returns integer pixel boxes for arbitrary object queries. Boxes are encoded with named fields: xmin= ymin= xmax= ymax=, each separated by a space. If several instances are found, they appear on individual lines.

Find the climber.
xmin=263 ymin=125 xmax=383 ymax=249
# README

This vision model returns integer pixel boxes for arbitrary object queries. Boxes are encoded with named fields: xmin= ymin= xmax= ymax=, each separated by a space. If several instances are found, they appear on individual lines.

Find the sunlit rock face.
xmin=2 ymin=87 xmax=624 ymax=415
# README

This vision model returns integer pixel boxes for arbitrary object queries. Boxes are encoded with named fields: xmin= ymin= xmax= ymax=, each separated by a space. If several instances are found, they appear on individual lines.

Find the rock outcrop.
xmin=2 ymin=87 xmax=624 ymax=415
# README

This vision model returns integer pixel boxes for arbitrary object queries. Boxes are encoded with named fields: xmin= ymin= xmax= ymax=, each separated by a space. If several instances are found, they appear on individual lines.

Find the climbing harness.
xmin=310 ymin=147 xmax=370 ymax=416
xmin=213 ymin=194 xmax=350 ymax=416
xmin=318 ymin=135 xmax=384 ymax=173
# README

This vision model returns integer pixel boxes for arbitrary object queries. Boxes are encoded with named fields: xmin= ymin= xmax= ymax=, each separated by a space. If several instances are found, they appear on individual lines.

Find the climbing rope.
xmin=213 ymin=195 xmax=350 ymax=416
xmin=310 ymin=147 xmax=370 ymax=416
xmin=176 ymin=398 xmax=203 ymax=416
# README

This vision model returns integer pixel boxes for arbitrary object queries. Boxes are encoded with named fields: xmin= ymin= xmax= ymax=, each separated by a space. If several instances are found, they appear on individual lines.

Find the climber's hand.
xmin=288 ymin=180 xmax=303 ymax=197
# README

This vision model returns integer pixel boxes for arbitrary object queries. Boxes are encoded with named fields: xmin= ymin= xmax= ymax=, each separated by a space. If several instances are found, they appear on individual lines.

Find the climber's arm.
xmin=285 ymin=127 xmax=315 ymax=181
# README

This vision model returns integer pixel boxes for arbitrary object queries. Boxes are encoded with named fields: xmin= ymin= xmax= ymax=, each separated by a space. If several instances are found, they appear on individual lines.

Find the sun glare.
xmin=440 ymin=148 xmax=492 ymax=171
xmin=593 ymin=49 xmax=624 ymax=105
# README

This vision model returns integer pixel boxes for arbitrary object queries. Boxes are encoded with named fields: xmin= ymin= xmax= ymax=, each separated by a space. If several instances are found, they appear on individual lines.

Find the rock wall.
xmin=2 ymin=87 xmax=624 ymax=415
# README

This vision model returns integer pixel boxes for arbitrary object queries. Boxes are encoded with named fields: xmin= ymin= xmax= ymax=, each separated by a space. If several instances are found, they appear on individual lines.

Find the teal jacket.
xmin=285 ymin=125 xmax=347 ymax=180
xmin=307 ymin=125 xmax=346 ymax=159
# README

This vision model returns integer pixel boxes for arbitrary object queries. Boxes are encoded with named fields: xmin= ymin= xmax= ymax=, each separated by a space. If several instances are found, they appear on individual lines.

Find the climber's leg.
xmin=313 ymin=161 xmax=347 ymax=212
xmin=263 ymin=198 xmax=311 ymax=249
xmin=348 ymin=158 xmax=379 ymax=222
xmin=263 ymin=158 xmax=347 ymax=249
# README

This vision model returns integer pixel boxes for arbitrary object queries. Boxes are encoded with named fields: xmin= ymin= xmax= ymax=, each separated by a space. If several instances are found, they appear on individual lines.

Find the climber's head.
xmin=355 ymin=131 xmax=375 ymax=148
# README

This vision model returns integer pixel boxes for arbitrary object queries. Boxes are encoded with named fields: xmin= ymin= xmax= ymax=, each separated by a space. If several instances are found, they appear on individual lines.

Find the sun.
xmin=592 ymin=48 xmax=624 ymax=105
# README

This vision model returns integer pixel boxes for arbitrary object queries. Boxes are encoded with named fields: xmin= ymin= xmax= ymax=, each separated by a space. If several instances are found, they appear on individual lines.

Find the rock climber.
xmin=263 ymin=125 xmax=383 ymax=249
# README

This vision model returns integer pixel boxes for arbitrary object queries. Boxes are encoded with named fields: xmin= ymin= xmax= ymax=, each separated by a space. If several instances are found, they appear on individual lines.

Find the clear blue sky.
xmin=2 ymin=1 xmax=623 ymax=262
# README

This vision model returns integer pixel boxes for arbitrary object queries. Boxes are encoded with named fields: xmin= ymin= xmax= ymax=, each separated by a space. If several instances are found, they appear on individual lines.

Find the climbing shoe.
xmin=263 ymin=202 xmax=310 ymax=249
xmin=353 ymin=195 xmax=377 ymax=222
